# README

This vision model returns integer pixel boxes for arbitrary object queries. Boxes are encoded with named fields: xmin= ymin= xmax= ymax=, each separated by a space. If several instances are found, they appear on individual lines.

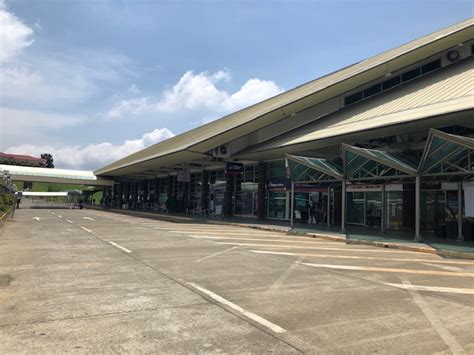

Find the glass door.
xmin=366 ymin=192 xmax=382 ymax=227
xmin=386 ymin=191 xmax=403 ymax=230
xmin=421 ymin=191 xmax=446 ymax=231
xmin=268 ymin=191 xmax=289 ymax=220
xmin=347 ymin=192 xmax=365 ymax=225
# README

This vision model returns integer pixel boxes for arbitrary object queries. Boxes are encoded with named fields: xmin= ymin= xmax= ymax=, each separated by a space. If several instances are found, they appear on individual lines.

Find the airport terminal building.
xmin=95 ymin=19 xmax=474 ymax=241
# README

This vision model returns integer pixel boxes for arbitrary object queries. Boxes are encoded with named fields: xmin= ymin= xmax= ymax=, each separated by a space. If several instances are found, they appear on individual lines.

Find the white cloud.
xmin=5 ymin=128 xmax=175 ymax=170
xmin=219 ymin=78 xmax=284 ymax=112
xmin=0 ymin=1 xmax=34 ymax=63
xmin=106 ymin=96 xmax=152 ymax=119
xmin=0 ymin=107 xmax=85 ymax=148
xmin=156 ymin=69 xmax=283 ymax=115
xmin=156 ymin=70 xmax=229 ymax=113
xmin=107 ymin=69 xmax=283 ymax=120
xmin=1 ymin=51 xmax=135 ymax=110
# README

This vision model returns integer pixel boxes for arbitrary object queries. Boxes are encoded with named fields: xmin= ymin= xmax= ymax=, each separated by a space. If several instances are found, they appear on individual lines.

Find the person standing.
xmin=309 ymin=201 xmax=316 ymax=223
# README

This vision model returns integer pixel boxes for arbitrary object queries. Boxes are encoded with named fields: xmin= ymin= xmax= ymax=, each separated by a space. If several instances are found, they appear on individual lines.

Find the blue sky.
xmin=1 ymin=0 xmax=472 ymax=169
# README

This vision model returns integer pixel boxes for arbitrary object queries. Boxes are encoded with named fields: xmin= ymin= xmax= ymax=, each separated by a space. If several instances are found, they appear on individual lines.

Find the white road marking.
xmin=32 ymin=217 xmax=40 ymax=221
xmin=266 ymin=257 xmax=303 ymax=295
xmin=171 ymin=229 xmax=286 ymax=236
xmin=194 ymin=246 xmax=238 ymax=263
xmin=297 ymin=261 xmax=474 ymax=278
xmin=51 ymin=212 xmax=55 ymax=215
xmin=80 ymin=227 xmax=92 ymax=233
xmin=400 ymin=277 xmax=465 ymax=354
xmin=188 ymin=282 xmax=286 ymax=334
xmin=83 ymin=217 xmax=95 ymax=221
xmin=383 ymin=282 xmax=474 ymax=295
xmin=57 ymin=215 xmax=63 ymax=218
xmin=186 ymin=235 xmax=340 ymax=245
xmin=216 ymin=242 xmax=425 ymax=254
xmin=66 ymin=219 xmax=73 ymax=224
xmin=423 ymin=263 xmax=464 ymax=272
xmin=249 ymin=250 xmax=474 ymax=266
xmin=109 ymin=241 xmax=132 ymax=253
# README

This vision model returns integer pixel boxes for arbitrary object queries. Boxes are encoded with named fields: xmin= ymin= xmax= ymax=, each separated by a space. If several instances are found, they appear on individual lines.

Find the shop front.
xmin=267 ymin=179 xmax=290 ymax=220
xmin=346 ymin=184 xmax=404 ymax=230
xmin=234 ymin=165 xmax=258 ymax=217
xmin=209 ymin=169 xmax=226 ymax=215
xmin=293 ymin=185 xmax=332 ymax=224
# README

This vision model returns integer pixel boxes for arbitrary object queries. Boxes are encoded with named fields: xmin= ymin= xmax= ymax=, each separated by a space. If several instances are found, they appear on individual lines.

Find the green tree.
xmin=41 ymin=153 xmax=54 ymax=168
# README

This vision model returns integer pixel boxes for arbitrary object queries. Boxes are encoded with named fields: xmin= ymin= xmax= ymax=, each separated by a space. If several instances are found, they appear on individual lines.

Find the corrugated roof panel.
xmin=279 ymin=59 xmax=473 ymax=147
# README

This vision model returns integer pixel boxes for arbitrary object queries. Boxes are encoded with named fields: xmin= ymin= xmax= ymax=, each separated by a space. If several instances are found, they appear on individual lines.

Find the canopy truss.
xmin=285 ymin=154 xmax=343 ymax=183
xmin=419 ymin=129 xmax=474 ymax=180
xmin=342 ymin=144 xmax=418 ymax=182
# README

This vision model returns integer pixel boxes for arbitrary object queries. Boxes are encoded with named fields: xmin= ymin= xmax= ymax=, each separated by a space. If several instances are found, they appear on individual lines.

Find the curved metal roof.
xmin=95 ymin=18 xmax=473 ymax=177
xmin=0 ymin=165 xmax=113 ymax=186
xmin=241 ymin=57 xmax=473 ymax=157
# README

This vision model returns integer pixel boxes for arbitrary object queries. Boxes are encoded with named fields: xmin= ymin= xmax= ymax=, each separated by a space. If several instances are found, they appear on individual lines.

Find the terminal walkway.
xmin=87 ymin=206 xmax=474 ymax=259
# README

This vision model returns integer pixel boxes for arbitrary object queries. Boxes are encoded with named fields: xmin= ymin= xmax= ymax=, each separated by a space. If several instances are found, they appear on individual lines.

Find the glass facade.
xmin=209 ymin=169 xmax=225 ymax=214
xmin=347 ymin=190 xmax=382 ymax=227
xmin=420 ymin=187 xmax=463 ymax=237
xmin=267 ymin=191 xmax=288 ymax=220
xmin=189 ymin=172 xmax=202 ymax=210
xmin=268 ymin=160 xmax=287 ymax=179
xmin=366 ymin=192 xmax=382 ymax=227
xmin=386 ymin=191 xmax=403 ymax=229
xmin=347 ymin=192 xmax=365 ymax=225
xmin=267 ymin=160 xmax=289 ymax=220
xmin=234 ymin=165 xmax=257 ymax=216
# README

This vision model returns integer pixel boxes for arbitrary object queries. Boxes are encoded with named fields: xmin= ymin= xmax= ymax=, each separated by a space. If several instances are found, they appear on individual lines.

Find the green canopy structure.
xmin=285 ymin=154 xmax=343 ymax=228
xmin=285 ymin=154 xmax=343 ymax=183
xmin=342 ymin=144 xmax=418 ymax=182
xmin=285 ymin=130 xmax=473 ymax=241
xmin=419 ymin=129 xmax=474 ymax=180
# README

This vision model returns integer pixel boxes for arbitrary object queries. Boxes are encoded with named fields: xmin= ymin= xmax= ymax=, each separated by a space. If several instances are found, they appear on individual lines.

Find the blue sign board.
xmin=267 ymin=178 xmax=291 ymax=190
xmin=225 ymin=162 xmax=244 ymax=174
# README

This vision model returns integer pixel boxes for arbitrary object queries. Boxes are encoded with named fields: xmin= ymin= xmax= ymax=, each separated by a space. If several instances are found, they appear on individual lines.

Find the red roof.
xmin=0 ymin=152 xmax=46 ymax=162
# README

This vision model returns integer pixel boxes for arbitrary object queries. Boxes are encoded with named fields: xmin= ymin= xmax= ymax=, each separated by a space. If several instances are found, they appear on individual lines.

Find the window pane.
xmin=382 ymin=76 xmax=401 ymax=90
xmin=363 ymin=83 xmax=381 ymax=98
xmin=421 ymin=59 xmax=441 ymax=74
xmin=401 ymin=68 xmax=420 ymax=82
xmin=344 ymin=92 xmax=363 ymax=106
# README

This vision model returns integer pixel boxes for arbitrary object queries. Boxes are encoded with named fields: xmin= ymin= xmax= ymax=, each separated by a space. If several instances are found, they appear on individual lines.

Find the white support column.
xmin=415 ymin=176 xmax=421 ymax=242
xmin=457 ymin=181 xmax=464 ymax=242
xmin=327 ymin=186 xmax=331 ymax=228
xmin=381 ymin=183 xmax=386 ymax=233
xmin=290 ymin=180 xmax=295 ymax=228
xmin=341 ymin=180 xmax=346 ymax=234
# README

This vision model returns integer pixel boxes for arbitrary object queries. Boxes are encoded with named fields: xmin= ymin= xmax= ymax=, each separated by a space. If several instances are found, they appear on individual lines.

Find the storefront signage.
xmin=225 ymin=162 xmax=244 ymax=174
xmin=294 ymin=184 xmax=328 ymax=192
xmin=347 ymin=184 xmax=381 ymax=192
xmin=267 ymin=178 xmax=291 ymax=190
xmin=346 ymin=184 xmax=403 ymax=192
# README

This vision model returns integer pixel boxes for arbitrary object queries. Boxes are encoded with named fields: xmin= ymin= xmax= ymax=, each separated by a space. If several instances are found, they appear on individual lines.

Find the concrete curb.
xmin=94 ymin=208 xmax=474 ymax=260
xmin=0 ymin=208 xmax=12 ymax=224
xmin=304 ymin=232 xmax=474 ymax=260
xmin=208 ymin=221 xmax=474 ymax=260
